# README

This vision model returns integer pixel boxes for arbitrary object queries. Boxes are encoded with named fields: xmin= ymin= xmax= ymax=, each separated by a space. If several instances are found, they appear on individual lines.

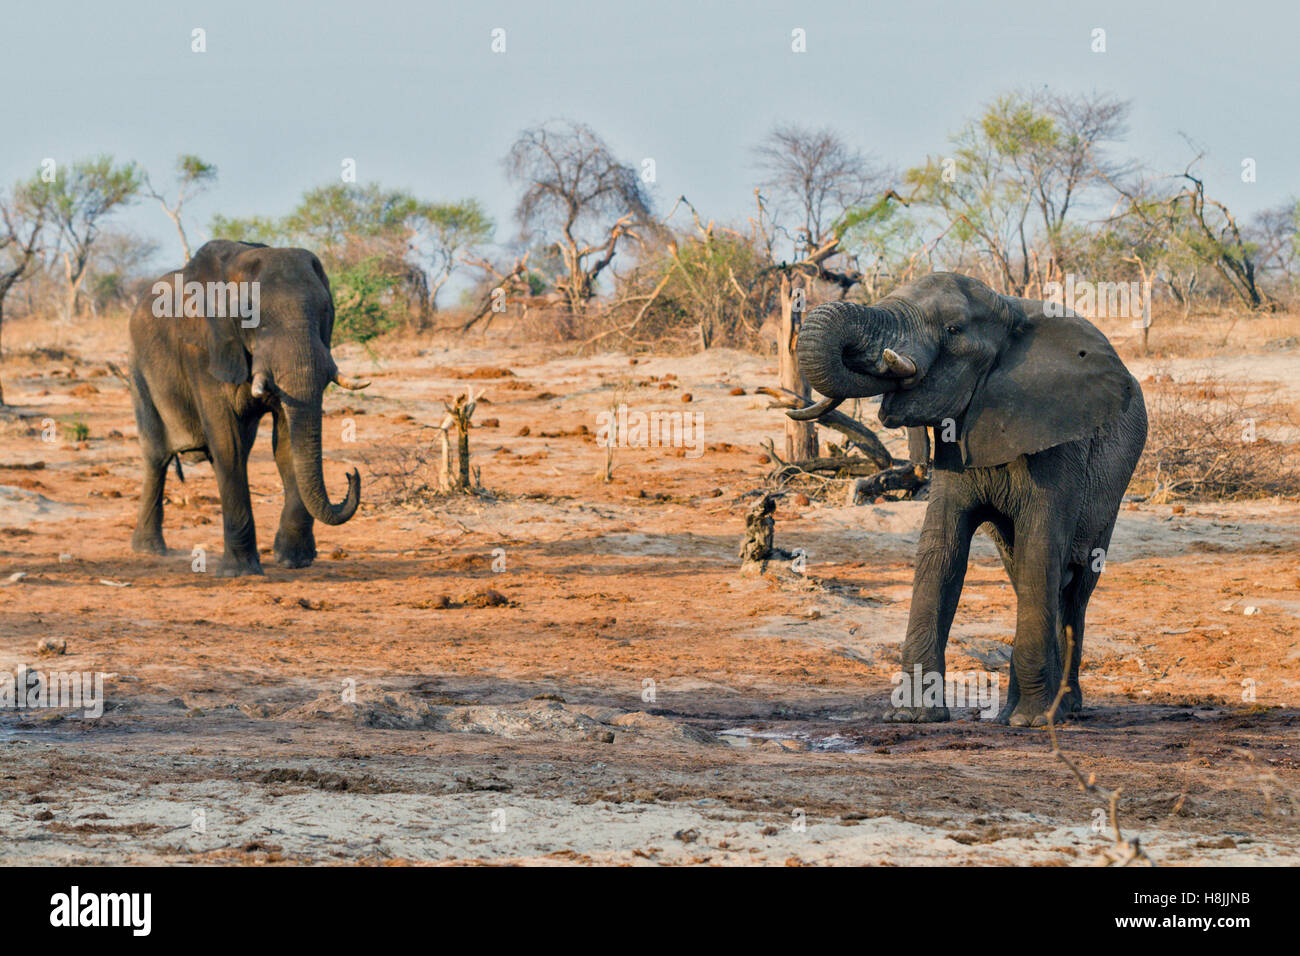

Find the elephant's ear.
xmin=959 ymin=302 xmax=1136 ymax=468
xmin=308 ymin=253 xmax=336 ymax=346
xmin=198 ymin=245 xmax=263 ymax=384
xmin=204 ymin=317 xmax=250 ymax=383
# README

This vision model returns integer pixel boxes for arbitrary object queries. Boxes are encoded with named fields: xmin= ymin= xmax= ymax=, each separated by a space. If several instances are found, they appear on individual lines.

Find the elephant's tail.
xmin=171 ymin=455 xmax=185 ymax=483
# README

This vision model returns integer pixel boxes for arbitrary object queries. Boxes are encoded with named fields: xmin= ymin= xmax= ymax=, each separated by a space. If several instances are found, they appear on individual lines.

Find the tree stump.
xmin=778 ymin=273 xmax=818 ymax=462
xmin=739 ymin=493 xmax=777 ymax=572
xmin=439 ymin=391 xmax=479 ymax=492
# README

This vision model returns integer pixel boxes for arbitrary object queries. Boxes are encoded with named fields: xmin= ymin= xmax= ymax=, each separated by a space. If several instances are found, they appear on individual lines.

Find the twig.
xmin=1046 ymin=628 xmax=1155 ymax=866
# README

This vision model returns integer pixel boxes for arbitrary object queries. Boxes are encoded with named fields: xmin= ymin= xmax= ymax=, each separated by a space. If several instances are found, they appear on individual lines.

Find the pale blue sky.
xmin=4 ymin=0 xmax=1295 ymax=268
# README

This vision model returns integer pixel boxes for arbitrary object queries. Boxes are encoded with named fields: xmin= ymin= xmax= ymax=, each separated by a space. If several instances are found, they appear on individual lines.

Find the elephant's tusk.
xmin=881 ymin=348 xmax=918 ymax=378
xmin=250 ymin=372 xmax=274 ymax=398
xmin=332 ymin=373 xmax=370 ymax=390
xmin=786 ymin=395 xmax=844 ymax=421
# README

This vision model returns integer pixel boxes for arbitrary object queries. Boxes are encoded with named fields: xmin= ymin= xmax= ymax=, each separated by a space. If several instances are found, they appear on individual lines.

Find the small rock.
xmin=673 ymin=828 xmax=700 ymax=844
xmin=681 ymin=393 xmax=693 ymax=402
xmin=793 ymin=493 xmax=810 ymax=506
xmin=33 ymin=810 xmax=54 ymax=821
xmin=37 ymin=638 xmax=66 ymax=656
xmin=460 ymin=588 xmax=509 ymax=608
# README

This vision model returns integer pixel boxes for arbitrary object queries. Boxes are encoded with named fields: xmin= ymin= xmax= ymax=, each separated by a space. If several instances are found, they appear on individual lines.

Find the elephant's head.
xmin=194 ymin=240 xmax=364 ymax=524
xmin=791 ymin=272 xmax=1137 ymax=467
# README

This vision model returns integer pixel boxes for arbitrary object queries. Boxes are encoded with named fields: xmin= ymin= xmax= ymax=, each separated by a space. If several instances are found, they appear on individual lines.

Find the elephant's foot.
xmin=998 ymin=692 xmax=1060 ymax=728
xmin=273 ymin=528 xmax=316 ymax=569
xmin=884 ymin=705 xmax=950 ymax=723
xmin=131 ymin=531 xmax=168 ymax=555
xmin=1007 ymin=707 xmax=1049 ymax=728
xmin=215 ymin=551 xmax=264 ymax=577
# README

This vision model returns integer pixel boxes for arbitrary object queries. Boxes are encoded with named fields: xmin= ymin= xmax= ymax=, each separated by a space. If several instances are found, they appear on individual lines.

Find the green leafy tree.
xmin=282 ymin=183 xmax=416 ymax=261
xmin=0 ymin=177 xmax=52 ymax=403
xmin=408 ymin=199 xmax=493 ymax=309
xmin=837 ymin=192 xmax=924 ymax=298
xmin=331 ymin=257 xmax=398 ymax=345
xmin=209 ymin=213 xmax=286 ymax=245
xmin=905 ymin=91 xmax=1128 ymax=294
xmin=30 ymin=156 xmax=141 ymax=320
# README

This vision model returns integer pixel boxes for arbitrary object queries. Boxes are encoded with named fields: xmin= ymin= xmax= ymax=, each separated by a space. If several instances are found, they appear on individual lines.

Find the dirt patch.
xmin=0 ymin=335 xmax=1296 ymax=865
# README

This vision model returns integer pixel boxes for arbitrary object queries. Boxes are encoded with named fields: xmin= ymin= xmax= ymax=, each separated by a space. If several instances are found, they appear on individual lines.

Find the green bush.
xmin=331 ymin=258 xmax=398 ymax=345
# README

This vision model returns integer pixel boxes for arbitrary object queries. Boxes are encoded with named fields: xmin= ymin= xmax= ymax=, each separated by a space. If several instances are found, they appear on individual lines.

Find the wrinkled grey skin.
xmin=128 ymin=240 xmax=360 ymax=577
xmin=794 ymin=273 xmax=1147 ymax=726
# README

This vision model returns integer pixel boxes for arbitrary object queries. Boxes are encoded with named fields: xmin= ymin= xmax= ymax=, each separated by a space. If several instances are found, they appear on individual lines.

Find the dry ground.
xmin=0 ymin=310 xmax=1297 ymax=865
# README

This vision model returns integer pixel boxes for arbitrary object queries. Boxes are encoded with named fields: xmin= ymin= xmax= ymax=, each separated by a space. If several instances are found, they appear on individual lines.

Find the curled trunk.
xmin=796 ymin=302 xmax=907 ymax=399
xmin=287 ymin=405 xmax=360 ymax=525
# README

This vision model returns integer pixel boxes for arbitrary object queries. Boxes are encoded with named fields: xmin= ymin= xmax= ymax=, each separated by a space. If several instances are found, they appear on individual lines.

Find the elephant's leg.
xmin=132 ymin=452 xmax=170 ymax=555
xmin=130 ymin=383 xmax=170 ymax=555
xmin=1005 ymin=513 xmax=1069 ymax=727
xmin=1058 ymin=562 xmax=1099 ymax=715
xmin=206 ymin=410 xmax=263 ymax=577
xmin=886 ymin=477 xmax=976 ymax=723
xmin=982 ymin=517 xmax=1023 ymax=723
xmin=271 ymin=409 xmax=316 ymax=568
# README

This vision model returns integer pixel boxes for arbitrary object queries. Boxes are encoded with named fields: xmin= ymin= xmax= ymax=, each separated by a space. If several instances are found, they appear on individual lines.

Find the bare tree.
xmin=505 ymin=120 xmax=655 ymax=315
xmin=1103 ymin=153 xmax=1270 ymax=311
xmin=0 ymin=180 xmax=50 ymax=404
xmin=1247 ymin=198 xmax=1299 ymax=296
xmin=1031 ymin=91 xmax=1130 ymax=273
xmin=753 ymin=124 xmax=884 ymax=250
xmin=143 ymin=154 xmax=217 ymax=262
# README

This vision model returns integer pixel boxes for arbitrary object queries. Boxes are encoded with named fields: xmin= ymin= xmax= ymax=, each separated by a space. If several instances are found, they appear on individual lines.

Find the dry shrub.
xmin=1133 ymin=368 xmax=1300 ymax=501
xmin=358 ymin=424 xmax=448 ymax=506
xmin=1094 ymin=307 xmax=1300 ymax=361
xmin=502 ymin=304 xmax=605 ymax=348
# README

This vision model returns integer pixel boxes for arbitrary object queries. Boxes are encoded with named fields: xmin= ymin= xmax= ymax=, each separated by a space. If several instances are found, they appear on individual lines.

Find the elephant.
xmin=127 ymin=239 xmax=368 ymax=576
xmin=789 ymin=272 xmax=1147 ymax=726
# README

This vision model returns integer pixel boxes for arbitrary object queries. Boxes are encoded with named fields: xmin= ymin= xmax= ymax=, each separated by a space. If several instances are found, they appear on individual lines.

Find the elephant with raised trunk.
xmin=128 ymin=240 xmax=368 ymax=576
xmin=790 ymin=272 xmax=1146 ymax=726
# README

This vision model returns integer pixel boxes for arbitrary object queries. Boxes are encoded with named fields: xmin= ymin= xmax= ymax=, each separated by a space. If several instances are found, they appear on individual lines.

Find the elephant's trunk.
xmin=287 ymin=404 xmax=360 ymax=525
xmin=796 ymin=302 xmax=913 ymax=400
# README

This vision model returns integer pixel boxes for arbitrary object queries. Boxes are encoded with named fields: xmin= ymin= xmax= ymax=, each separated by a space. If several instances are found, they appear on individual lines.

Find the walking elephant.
xmin=789 ymin=272 xmax=1147 ymax=725
xmin=128 ymin=240 xmax=367 ymax=576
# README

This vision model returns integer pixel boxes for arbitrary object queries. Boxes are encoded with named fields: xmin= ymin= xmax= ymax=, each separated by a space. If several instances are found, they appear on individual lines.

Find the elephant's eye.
xmin=946 ymin=324 xmax=961 ymax=335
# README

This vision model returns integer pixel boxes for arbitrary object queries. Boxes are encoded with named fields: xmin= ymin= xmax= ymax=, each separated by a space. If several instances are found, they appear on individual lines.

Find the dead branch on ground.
xmin=1046 ymin=629 xmax=1155 ymax=867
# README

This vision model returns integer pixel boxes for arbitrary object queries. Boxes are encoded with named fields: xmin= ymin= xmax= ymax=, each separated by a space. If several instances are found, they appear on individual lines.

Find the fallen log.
xmin=760 ymin=387 xmax=897 ymax=470
xmin=777 ymin=457 xmax=893 ymax=478
xmin=845 ymin=463 xmax=928 ymax=505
